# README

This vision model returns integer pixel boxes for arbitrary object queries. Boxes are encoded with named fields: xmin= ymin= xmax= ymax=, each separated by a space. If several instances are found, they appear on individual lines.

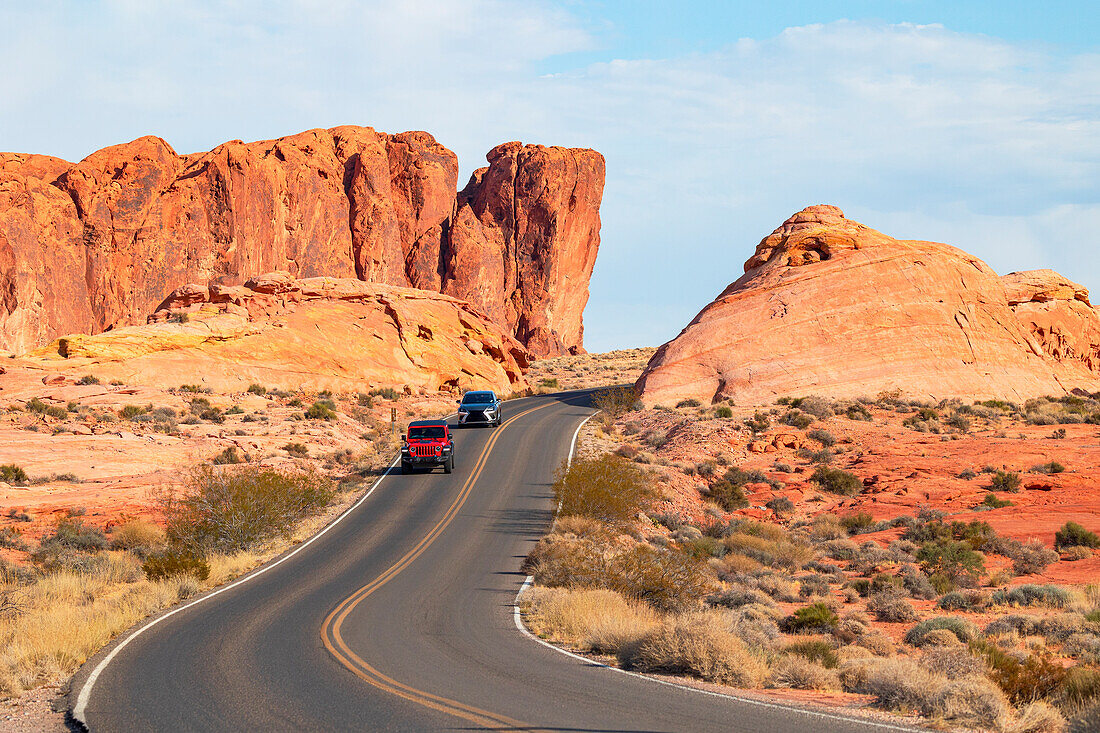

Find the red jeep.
xmin=400 ymin=420 xmax=454 ymax=474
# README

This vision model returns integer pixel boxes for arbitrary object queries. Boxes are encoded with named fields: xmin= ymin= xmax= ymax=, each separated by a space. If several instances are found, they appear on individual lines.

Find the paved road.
xmin=73 ymin=392 xmax=917 ymax=732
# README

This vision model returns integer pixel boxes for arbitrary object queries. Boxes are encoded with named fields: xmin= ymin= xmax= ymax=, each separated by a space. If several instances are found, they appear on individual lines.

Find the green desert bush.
xmin=905 ymin=617 xmax=979 ymax=647
xmin=784 ymin=638 xmax=839 ymax=669
xmin=554 ymin=454 xmax=653 ymax=525
xmin=991 ymin=584 xmax=1072 ymax=609
xmin=937 ymin=589 xmax=988 ymax=612
xmin=141 ymin=549 xmax=211 ymax=581
xmin=982 ymin=493 xmax=1014 ymax=509
xmin=917 ymin=539 xmax=984 ymax=592
xmin=305 ymin=400 xmax=337 ymax=420
xmin=592 ymin=386 xmax=640 ymax=418
xmin=211 ymin=446 xmax=243 ymax=465
xmin=990 ymin=470 xmax=1022 ymax=493
xmin=781 ymin=602 xmax=838 ymax=633
xmin=0 ymin=464 xmax=28 ymax=484
xmin=1056 ymin=522 xmax=1100 ymax=550
xmin=714 ymin=406 xmax=733 ymax=419
xmin=809 ymin=466 xmax=862 ymax=496
xmin=782 ymin=410 xmax=813 ymax=429
xmin=159 ymin=465 xmax=334 ymax=553
xmin=246 ymin=384 xmax=267 ymax=395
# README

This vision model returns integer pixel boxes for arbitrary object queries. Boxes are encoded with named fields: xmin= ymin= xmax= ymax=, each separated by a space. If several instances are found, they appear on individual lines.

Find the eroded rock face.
xmin=444 ymin=143 xmax=605 ymax=356
xmin=0 ymin=127 xmax=603 ymax=357
xmin=636 ymin=206 xmax=1100 ymax=405
xmin=32 ymin=274 xmax=530 ymax=394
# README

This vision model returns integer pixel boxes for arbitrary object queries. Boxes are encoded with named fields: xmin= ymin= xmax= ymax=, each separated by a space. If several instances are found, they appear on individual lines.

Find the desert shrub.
xmin=798 ymin=574 xmax=832 ymax=598
xmin=796 ymin=397 xmax=835 ymax=418
xmin=781 ymin=602 xmax=838 ymax=633
xmin=839 ymin=512 xmax=875 ymax=535
xmin=142 ymin=549 xmax=211 ymax=581
xmin=869 ymin=594 xmax=919 ymax=623
xmin=767 ymin=655 xmax=839 ymax=690
xmin=708 ymin=585 xmax=775 ymax=610
xmin=1056 ymin=522 xmax=1100 ymax=550
xmin=797 ymin=447 xmax=834 ymax=464
xmin=906 ymin=617 xmax=978 ymax=647
xmin=1054 ymin=665 xmax=1100 ymax=718
xmin=811 ymin=514 xmax=847 ymax=541
xmin=592 ymin=386 xmax=640 ymax=417
xmin=199 ymin=407 xmax=225 ymax=424
xmin=618 ymin=616 xmax=766 ymax=686
xmin=109 ymin=519 xmax=165 ymax=555
xmin=643 ymin=429 xmax=670 ymax=449
xmin=991 ymin=470 xmax=1022 ymax=493
xmin=1063 ymin=633 xmax=1100 ymax=663
xmin=246 ymin=384 xmax=267 ymax=395
xmin=119 ymin=403 xmax=151 ymax=420
xmin=211 ymin=446 xmax=243 ymax=465
xmin=714 ymin=406 xmax=733 ymax=419
xmin=283 ymin=442 xmax=309 ymax=457
xmin=1066 ymin=545 xmax=1093 ymax=561
xmin=0 ymin=464 xmax=28 ymax=484
xmin=723 ymin=530 xmax=812 ymax=571
xmin=45 ymin=405 xmax=68 ymax=419
xmin=25 ymin=397 xmax=49 ymax=413
xmin=76 ymin=375 xmax=101 ymax=385
xmin=930 ymin=674 xmax=1010 ymax=730
xmin=743 ymin=411 xmax=770 ymax=433
xmin=679 ymin=536 xmax=725 ymax=560
xmin=920 ymin=646 xmax=985 ymax=679
xmin=765 ymin=496 xmax=794 ymax=515
xmin=898 ymin=565 xmax=937 ymax=600
xmin=845 ymin=403 xmax=872 ymax=421
xmin=937 ymin=589 xmax=988 ymax=611
xmin=806 ymin=428 xmax=835 ymax=447
xmin=160 ymin=465 xmax=334 ymax=553
xmin=809 ymin=466 xmax=861 ymax=496
xmin=554 ymin=454 xmax=653 ymax=525
xmin=676 ymin=398 xmax=701 ymax=408
xmin=992 ymin=584 xmax=1072 ymax=609
xmin=36 ymin=517 xmax=108 ymax=554
xmin=606 ymin=545 xmax=714 ymax=612
xmin=970 ymin=638 xmax=1067 ymax=705
xmin=369 ymin=387 xmax=401 ymax=401
xmin=305 ymin=400 xmax=337 ymax=420
xmin=521 ymin=586 xmax=657 ymax=654
xmin=958 ymin=468 xmax=978 ymax=479
xmin=1013 ymin=701 xmax=1066 ymax=733
xmin=782 ymin=410 xmax=813 ymax=429
xmin=749 ymin=573 xmax=800 ymax=602
xmin=982 ymin=493 xmax=1014 ymax=509
xmin=848 ymin=657 xmax=939 ymax=713
xmin=785 ymin=638 xmax=839 ymax=668
xmin=1032 ymin=461 xmax=1066 ymax=474
xmin=917 ymin=539 xmax=984 ymax=592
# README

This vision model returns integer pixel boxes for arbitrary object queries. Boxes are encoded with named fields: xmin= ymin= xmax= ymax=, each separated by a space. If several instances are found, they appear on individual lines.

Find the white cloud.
xmin=1 ymin=9 xmax=1098 ymax=351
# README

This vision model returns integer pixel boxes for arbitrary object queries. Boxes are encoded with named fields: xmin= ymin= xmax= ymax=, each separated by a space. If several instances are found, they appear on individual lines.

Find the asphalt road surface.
xmin=73 ymin=391 xmax=919 ymax=732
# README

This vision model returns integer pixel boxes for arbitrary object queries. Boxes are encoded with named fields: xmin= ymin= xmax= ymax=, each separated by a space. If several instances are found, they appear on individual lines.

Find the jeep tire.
xmin=401 ymin=460 xmax=412 ymax=474
xmin=444 ymin=455 xmax=453 ymax=474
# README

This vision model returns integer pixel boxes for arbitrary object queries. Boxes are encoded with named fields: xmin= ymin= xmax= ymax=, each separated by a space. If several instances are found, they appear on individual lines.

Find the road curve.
xmin=73 ymin=391 xmax=918 ymax=732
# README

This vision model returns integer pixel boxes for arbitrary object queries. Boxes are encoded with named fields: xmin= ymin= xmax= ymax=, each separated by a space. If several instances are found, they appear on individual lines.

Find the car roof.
xmin=408 ymin=420 xmax=448 ymax=428
xmin=463 ymin=391 xmax=495 ymax=397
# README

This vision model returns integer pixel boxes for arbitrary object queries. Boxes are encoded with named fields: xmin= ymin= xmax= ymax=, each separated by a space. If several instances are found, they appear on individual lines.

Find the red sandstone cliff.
xmin=0 ymin=127 xmax=604 ymax=357
xmin=636 ymin=205 xmax=1100 ymax=405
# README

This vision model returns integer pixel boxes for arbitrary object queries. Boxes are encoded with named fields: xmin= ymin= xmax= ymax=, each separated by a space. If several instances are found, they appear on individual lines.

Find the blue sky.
xmin=3 ymin=1 xmax=1099 ymax=352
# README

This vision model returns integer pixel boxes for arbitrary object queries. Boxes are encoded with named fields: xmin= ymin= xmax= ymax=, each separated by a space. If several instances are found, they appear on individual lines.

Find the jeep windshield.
xmin=461 ymin=392 xmax=493 ymax=404
xmin=408 ymin=426 xmax=446 ymax=439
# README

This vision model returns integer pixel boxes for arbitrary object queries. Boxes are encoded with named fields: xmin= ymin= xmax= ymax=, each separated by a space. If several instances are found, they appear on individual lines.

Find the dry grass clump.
xmin=520 ymin=586 xmax=659 ymax=654
xmin=109 ymin=519 xmax=166 ymax=556
xmin=618 ymin=615 xmax=766 ymax=687
xmin=767 ymin=655 xmax=840 ymax=690
xmin=1011 ymin=701 xmax=1066 ymax=733
xmin=0 ymin=553 xmax=196 ymax=695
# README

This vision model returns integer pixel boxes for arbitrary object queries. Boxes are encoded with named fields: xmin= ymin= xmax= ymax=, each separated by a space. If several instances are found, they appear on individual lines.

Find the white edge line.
xmin=72 ymin=409 xmax=460 ymax=726
xmin=510 ymin=410 xmax=922 ymax=733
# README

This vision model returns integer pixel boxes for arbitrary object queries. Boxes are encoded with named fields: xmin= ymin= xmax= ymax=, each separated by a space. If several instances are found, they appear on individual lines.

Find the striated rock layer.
xmin=28 ymin=274 xmax=530 ymax=394
xmin=0 ymin=127 xmax=603 ymax=357
xmin=637 ymin=205 xmax=1100 ymax=406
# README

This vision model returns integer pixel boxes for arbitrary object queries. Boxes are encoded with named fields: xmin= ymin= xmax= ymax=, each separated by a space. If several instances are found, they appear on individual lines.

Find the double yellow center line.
xmin=321 ymin=403 xmax=548 ymax=731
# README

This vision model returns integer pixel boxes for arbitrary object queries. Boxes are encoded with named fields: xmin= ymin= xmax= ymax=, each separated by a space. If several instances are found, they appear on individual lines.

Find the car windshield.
xmin=408 ymin=426 xmax=445 ymax=439
xmin=461 ymin=392 xmax=493 ymax=404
